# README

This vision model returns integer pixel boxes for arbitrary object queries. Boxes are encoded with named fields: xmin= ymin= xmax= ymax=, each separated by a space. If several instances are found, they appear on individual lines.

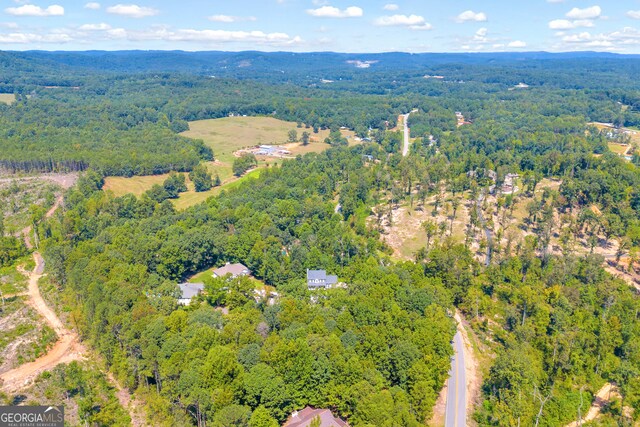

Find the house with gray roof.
xmin=283 ymin=406 xmax=349 ymax=427
xmin=178 ymin=283 xmax=205 ymax=305
xmin=307 ymin=269 xmax=338 ymax=290
xmin=213 ymin=263 xmax=250 ymax=279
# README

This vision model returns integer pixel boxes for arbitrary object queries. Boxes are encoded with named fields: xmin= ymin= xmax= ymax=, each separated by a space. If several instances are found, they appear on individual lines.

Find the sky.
xmin=1 ymin=1 xmax=640 ymax=53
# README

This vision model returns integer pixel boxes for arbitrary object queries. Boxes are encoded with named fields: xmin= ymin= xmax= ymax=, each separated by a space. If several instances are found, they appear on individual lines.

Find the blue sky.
xmin=1 ymin=0 xmax=640 ymax=52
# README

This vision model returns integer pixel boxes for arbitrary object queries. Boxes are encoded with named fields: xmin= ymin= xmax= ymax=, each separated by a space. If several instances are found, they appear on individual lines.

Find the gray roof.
xmin=307 ymin=270 xmax=338 ymax=288
xmin=213 ymin=263 xmax=250 ymax=278
xmin=178 ymin=283 xmax=205 ymax=300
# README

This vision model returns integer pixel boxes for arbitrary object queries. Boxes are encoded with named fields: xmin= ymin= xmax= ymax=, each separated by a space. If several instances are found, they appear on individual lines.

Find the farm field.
xmin=105 ymin=117 xmax=358 ymax=209
xmin=0 ymin=94 xmax=15 ymax=104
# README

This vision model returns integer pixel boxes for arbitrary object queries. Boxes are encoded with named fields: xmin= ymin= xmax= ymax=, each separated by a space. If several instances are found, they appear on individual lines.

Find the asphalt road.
xmin=445 ymin=331 xmax=467 ymax=427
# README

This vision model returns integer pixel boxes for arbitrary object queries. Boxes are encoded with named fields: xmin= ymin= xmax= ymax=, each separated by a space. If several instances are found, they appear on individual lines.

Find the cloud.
xmin=627 ymin=10 xmax=640 ymax=20
xmin=508 ymin=40 xmax=527 ymax=48
xmin=566 ymin=6 xmax=601 ymax=20
xmin=547 ymin=0 xmax=566 ymax=3
xmin=551 ymin=26 xmax=640 ymax=51
xmin=383 ymin=4 xmax=399 ymax=11
xmin=106 ymin=4 xmax=158 ymax=18
xmin=548 ymin=19 xmax=594 ymax=30
xmin=84 ymin=2 xmax=100 ymax=9
xmin=208 ymin=15 xmax=257 ymax=23
xmin=374 ymin=14 xmax=432 ymax=30
xmin=456 ymin=10 xmax=487 ymax=23
xmin=5 ymin=4 xmax=64 ymax=17
xmin=78 ymin=23 xmax=111 ymax=30
xmin=0 ymin=32 xmax=71 ymax=43
xmin=307 ymin=6 xmax=363 ymax=18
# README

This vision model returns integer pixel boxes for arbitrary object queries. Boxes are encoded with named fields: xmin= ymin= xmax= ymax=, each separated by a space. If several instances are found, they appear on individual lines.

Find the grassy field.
xmin=0 ymin=94 xmax=15 ymax=104
xmin=608 ymin=142 xmax=630 ymax=155
xmin=104 ymin=117 xmax=359 ymax=210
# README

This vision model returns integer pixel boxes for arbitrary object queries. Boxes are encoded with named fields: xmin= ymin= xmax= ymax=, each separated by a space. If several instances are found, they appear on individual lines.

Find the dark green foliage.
xmin=163 ymin=172 xmax=188 ymax=199
xmin=189 ymin=164 xmax=213 ymax=192
xmin=232 ymin=154 xmax=257 ymax=177
xmin=0 ymin=236 xmax=26 ymax=267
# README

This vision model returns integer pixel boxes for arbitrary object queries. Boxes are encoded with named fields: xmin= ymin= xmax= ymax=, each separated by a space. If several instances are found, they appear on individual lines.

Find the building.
xmin=178 ymin=283 xmax=205 ymax=305
xmin=307 ymin=269 xmax=338 ymax=290
xmin=283 ymin=407 xmax=349 ymax=427
xmin=213 ymin=263 xmax=250 ymax=279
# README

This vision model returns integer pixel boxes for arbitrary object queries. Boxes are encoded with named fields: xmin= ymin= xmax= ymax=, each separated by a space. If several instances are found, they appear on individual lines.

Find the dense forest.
xmin=0 ymin=51 xmax=639 ymax=426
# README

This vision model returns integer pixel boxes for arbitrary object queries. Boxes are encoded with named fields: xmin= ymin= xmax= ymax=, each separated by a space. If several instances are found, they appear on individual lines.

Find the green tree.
xmin=288 ymin=129 xmax=298 ymax=142
xmin=301 ymin=131 xmax=310 ymax=146
xmin=189 ymin=164 xmax=213 ymax=192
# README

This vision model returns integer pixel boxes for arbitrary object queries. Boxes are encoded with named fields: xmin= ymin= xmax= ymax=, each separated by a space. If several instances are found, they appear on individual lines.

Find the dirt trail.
xmin=22 ymin=195 xmax=63 ymax=250
xmin=108 ymin=373 xmax=148 ymax=427
xmin=565 ymin=383 xmax=619 ymax=427
xmin=0 ymin=253 xmax=86 ymax=393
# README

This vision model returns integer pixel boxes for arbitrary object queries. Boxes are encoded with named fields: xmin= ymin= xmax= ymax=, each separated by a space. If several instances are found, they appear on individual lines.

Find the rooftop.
xmin=213 ymin=263 xmax=250 ymax=278
xmin=178 ymin=283 xmax=205 ymax=300
xmin=283 ymin=407 xmax=349 ymax=427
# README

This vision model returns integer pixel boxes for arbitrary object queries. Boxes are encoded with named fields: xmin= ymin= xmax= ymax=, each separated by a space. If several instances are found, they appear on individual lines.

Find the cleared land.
xmin=105 ymin=117 xmax=357 ymax=209
xmin=0 ymin=94 xmax=15 ymax=104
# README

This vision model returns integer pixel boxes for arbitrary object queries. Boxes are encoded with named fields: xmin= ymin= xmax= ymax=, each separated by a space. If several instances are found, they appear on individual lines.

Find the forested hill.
xmin=3 ymin=50 xmax=640 ymax=86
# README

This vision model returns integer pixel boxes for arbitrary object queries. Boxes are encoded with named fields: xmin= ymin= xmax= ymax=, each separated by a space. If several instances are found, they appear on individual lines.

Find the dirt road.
xmin=565 ymin=383 xmax=619 ymax=427
xmin=0 ymin=253 xmax=86 ymax=393
xmin=22 ymin=195 xmax=64 ymax=250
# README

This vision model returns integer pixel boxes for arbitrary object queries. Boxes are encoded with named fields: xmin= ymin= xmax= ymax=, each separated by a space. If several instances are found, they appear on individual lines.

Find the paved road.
xmin=402 ymin=113 xmax=410 ymax=156
xmin=445 ymin=331 xmax=467 ymax=427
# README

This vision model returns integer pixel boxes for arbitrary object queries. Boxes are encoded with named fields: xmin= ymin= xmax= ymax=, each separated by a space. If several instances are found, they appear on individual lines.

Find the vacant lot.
xmin=0 ymin=94 xmax=15 ymax=104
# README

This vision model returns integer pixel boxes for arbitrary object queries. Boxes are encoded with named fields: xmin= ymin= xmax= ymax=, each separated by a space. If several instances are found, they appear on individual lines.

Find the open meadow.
xmin=105 ymin=116 xmax=357 ymax=209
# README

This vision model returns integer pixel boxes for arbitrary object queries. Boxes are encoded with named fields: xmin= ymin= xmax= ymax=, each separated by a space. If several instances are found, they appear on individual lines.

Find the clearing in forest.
xmin=0 ymin=94 xmax=15 ymax=104
xmin=105 ymin=117 xmax=357 ymax=209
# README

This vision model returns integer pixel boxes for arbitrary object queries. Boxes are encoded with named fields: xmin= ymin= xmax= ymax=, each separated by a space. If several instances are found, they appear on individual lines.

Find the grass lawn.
xmin=608 ymin=142 xmax=630 ymax=155
xmin=0 ymin=94 xmax=15 ymax=104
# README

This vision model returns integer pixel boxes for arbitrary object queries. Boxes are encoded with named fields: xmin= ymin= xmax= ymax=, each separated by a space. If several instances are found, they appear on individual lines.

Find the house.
xmin=307 ymin=269 xmax=338 ymax=290
xmin=283 ymin=407 xmax=349 ymax=427
xmin=213 ymin=263 xmax=250 ymax=279
xmin=178 ymin=283 xmax=205 ymax=305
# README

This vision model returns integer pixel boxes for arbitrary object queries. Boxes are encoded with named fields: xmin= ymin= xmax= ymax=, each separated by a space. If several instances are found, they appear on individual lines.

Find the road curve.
xmin=445 ymin=330 xmax=467 ymax=427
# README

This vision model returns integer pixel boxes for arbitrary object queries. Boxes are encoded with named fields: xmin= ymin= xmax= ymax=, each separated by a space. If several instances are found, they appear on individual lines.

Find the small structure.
xmin=178 ymin=283 xmax=205 ymax=305
xmin=283 ymin=407 xmax=349 ymax=427
xmin=307 ymin=269 xmax=338 ymax=290
xmin=213 ymin=263 xmax=250 ymax=279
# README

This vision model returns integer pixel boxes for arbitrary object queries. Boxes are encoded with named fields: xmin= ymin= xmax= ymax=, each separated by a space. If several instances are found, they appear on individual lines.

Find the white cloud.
xmin=307 ymin=6 xmax=363 ymax=18
xmin=508 ymin=40 xmax=527 ymax=48
xmin=627 ymin=10 xmax=640 ymax=20
xmin=456 ymin=10 xmax=487 ymax=23
xmin=566 ymin=6 xmax=601 ymax=20
xmin=106 ymin=4 xmax=158 ymax=18
xmin=383 ymin=4 xmax=399 ymax=11
xmin=84 ymin=2 xmax=100 ymax=9
xmin=0 ymin=32 xmax=71 ymax=43
xmin=208 ymin=15 xmax=257 ymax=23
xmin=547 ymin=0 xmax=566 ymax=3
xmin=374 ymin=14 xmax=431 ymax=30
xmin=78 ymin=23 xmax=111 ymax=30
xmin=549 ymin=19 xmax=574 ymax=30
xmin=5 ymin=4 xmax=64 ymax=17
xmin=551 ymin=26 xmax=640 ymax=51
